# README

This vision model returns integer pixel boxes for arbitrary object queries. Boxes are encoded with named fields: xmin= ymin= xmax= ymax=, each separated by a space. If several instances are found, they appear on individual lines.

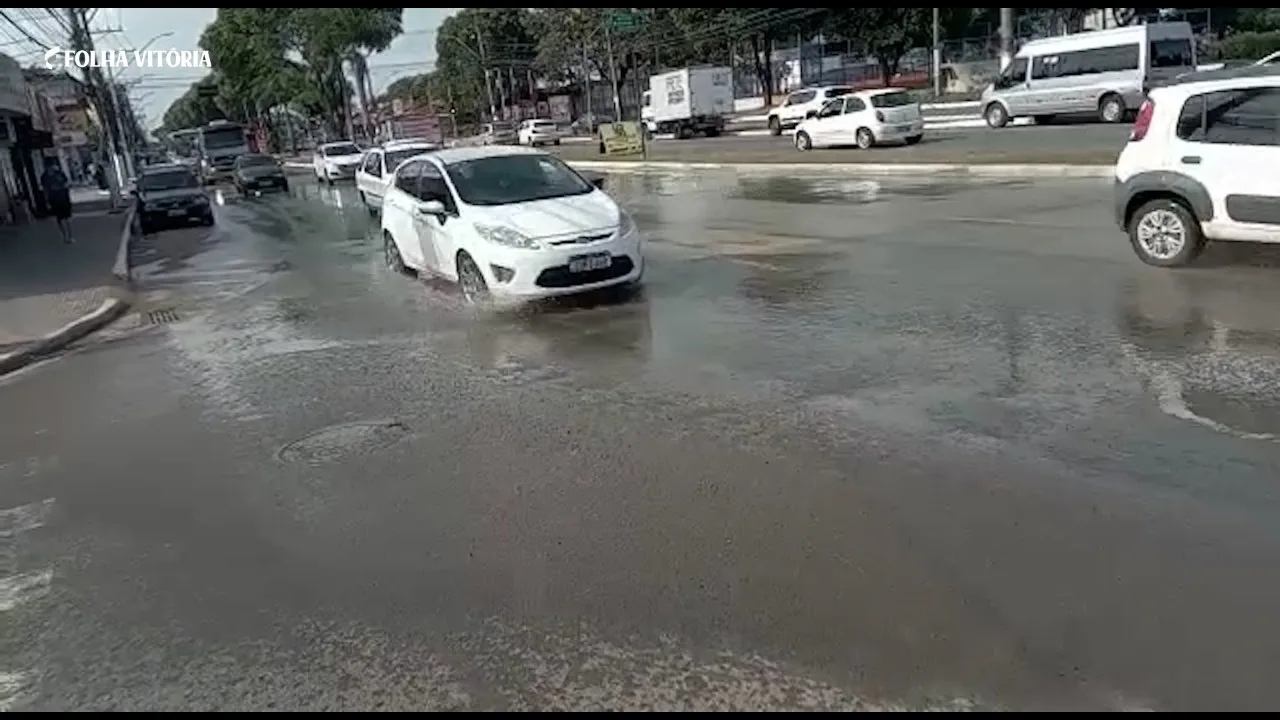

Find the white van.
xmin=981 ymin=22 xmax=1196 ymax=128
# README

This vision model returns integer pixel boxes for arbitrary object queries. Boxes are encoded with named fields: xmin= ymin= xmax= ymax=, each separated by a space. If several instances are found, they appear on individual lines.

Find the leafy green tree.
xmin=160 ymin=77 xmax=225 ymax=131
xmin=434 ymin=8 xmax=535 ymax=121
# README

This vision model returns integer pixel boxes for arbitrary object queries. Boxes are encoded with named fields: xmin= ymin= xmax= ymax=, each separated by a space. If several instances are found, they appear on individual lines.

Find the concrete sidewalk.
xmin=0 ymin=200 xmax=129 ymax=351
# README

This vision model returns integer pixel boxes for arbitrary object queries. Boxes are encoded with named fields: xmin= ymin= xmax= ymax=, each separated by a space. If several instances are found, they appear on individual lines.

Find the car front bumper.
xmin=474 ymin=229 xmax=644 ymax=301
xmin=141 ymin=201 xmax=213 ymax=226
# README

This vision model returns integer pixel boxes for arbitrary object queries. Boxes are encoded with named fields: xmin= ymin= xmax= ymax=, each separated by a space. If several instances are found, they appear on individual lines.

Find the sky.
xmin=96 ymin=8 xmax=461 ymax=127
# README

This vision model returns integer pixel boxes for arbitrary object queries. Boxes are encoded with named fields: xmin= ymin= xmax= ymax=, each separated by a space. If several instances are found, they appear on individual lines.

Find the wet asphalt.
xmin=3 ymin=172 xmax=1280 ymax=711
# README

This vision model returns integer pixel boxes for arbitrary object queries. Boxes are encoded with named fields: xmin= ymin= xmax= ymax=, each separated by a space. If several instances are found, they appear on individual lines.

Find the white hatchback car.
xmin=312 ymin=141 xmax=364 ymax=183
xmin=379 ymin=145 xmax=643 ymax=304
xmin=356 ymin=139 xmax=438 ymax=214
xmin=793 ymin=88 xmax=925 ymax=150
xmin=1114 ymin=65 xmax=1280 ymax=267
xmin=517 ymin=119 xmax=562 ymax=147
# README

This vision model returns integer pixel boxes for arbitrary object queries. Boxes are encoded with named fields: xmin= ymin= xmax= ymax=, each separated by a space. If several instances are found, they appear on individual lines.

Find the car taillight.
xmin=1130 ymin=99 xmax=1155 ymax=141
xmin=875 ymin=110 xmax=885 ymax=122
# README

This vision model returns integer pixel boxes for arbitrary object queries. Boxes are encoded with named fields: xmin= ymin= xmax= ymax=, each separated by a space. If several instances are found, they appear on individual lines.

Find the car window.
xmin=383 ymin=148 xmax=430 ymax=173
xmin=824 ymin=87 xmax=853 ymax=99
xmin=871 ymin=91 xmax=913 ymax=108
xmin=1149 ymin=38 xmax=1195 ymax=69
xmin=236 ymin=154 xmax=277 ymax=168
xmin=418 ymin=162 xmax=457 ymax=213
xmin=395 ymin=160 xmax=423 ymax=196
xmin=1176 ymin=87 xmax=1280 ymax=146
xmin=843 ymin=97 xmax=867 ymax=113
xmin=445 ymin=154 xmax=592 ymax=206
xmin=361 ymin=151 xmax=381 ymax=175
xmin=322 ymin=143 xmax=360 ymax=157
xmin=816 ymin=100 xmax=842 ymax=118
xmin=995 ymin=57 xmax=1028 ymax=89
xmin=139 ymin=170 xmax=199 ymax=191
xmin=786 ymin=91 xmax=815 ymax=106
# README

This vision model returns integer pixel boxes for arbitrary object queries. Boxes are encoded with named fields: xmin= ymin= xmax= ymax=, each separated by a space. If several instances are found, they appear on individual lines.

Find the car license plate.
xmin=568 ymin=253 xmax=611 ymax=272
xmin=897 ymin=124 xmax=911 ymax=132
xmin=167 ymin=209 xmax=185 ymax=217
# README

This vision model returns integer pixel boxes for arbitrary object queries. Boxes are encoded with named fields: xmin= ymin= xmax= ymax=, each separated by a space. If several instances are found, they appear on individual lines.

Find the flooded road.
xmin=3 ymin=172 xmax=1280 ymax=711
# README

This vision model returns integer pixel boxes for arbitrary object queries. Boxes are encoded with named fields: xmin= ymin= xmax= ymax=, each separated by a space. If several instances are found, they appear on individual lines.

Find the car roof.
xmin=139 ymin=162 xmax=192 ymax=174
xmin=319 ymin=141 xmax=358 ymax=149
xmin=859 ymin=87 xmax=910 ymax=96
xmin=421 ymin=145 xmax=548 ymax=166
xmin=382 ymin=139 xmax=436 ymax=150
xmin=1155 ymin=63 xmax=1280 ymax=90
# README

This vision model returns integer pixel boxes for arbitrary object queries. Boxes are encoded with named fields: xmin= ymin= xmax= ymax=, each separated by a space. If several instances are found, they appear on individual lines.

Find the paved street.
xmin=4 ymin=172 xmax=1280 ymax=711
xmin=552 ymin=122 xmax=1129 ymax=165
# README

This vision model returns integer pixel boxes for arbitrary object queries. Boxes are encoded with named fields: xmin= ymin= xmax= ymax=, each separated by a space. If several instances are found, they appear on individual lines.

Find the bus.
xmin=197 ymin=119 xmax=251 ymax=183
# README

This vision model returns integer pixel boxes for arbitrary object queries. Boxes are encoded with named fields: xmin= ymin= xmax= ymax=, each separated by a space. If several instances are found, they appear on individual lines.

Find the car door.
xmin=806 ymin=99 xmax=843 ymax=146
xmin=385 ymin=160 xmax=427 ymax=269
xmin=358 ymin=150 xmax=383 ymax=203
xmin=838 ymin=96 xmax=868 ymax=142
xmin=1173 ymin=84 xmax=1280 ymax=243
xmin=412 ymin=160 xmax=461 ymax=275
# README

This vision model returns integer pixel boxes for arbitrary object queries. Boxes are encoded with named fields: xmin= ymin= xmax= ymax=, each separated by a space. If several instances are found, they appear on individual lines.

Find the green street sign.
xmin=608 ymin=10 xmax=640 ymax=32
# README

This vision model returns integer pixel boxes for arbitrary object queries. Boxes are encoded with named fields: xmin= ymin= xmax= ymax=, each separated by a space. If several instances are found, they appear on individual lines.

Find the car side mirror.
xmin=806 ymin=109 xmax=818 ymax=119
xmin=590 ymin=176 xmax=606 ymax=189
xmin=416 ymin=199 xmax=446 ymax=216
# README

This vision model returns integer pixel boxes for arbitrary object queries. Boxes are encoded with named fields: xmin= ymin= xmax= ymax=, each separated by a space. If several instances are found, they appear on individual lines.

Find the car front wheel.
xmin=1128 ymin=198 xmax=1205 ymax=267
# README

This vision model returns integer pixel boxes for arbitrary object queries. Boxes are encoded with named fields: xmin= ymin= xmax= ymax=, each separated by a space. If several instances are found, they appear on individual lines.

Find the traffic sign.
xmin=608 ymin=10 xmax=641 ymax=32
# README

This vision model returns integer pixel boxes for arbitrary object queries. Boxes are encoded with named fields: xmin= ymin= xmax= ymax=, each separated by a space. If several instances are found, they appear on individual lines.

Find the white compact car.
xmin=793 ymin=88 xmax=924 ymax=150
xmin=766 ymin=85 xmax=854 ymax=136
xmin=1114 ymin=65 xmax=1280 ymax=267
xmin=517 ymin=119 xmax=562 ymax=147
xmin=313 ymin=141 xmax=364 ymax=183
xmin=379 ymin=145 xmax=643 ymax=305
xmin=356 ymin=139 xmax=439 ymax=213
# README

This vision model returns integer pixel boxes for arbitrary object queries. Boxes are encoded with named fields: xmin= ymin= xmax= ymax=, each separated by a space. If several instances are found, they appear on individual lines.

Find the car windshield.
xmin=323 ymin=143 xmax=360 ymax=157
xmin=871 ymin=91 xmax=914 ymax=108
xmin=532 ymin=121 xmax=556 ymax=129
xmin=445 ymin=154 xmax=592 ymax=206
xmin=824 ymin=87 xmax=853 ymax=98
xmin=487 ymin=123 xmax=513 ymax=133
xmin=201 ymin=127 xmax=244 ymax=150
xmin=237 ymin=155 xmax=278 ymax=168
xmin=140 ymin=170 xmax=199 ymax=191
xmin=384 ymin=147 xmax=431 ymax=171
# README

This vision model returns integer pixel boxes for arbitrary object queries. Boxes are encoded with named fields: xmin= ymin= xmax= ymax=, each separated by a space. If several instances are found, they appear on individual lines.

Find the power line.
xmin=0 ymin=8 xmax=50 ymax=49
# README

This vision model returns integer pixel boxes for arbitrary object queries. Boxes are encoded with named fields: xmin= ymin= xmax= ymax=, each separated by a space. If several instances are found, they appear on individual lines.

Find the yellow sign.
xmin=598 ymin=121 xmax=644 ymax=156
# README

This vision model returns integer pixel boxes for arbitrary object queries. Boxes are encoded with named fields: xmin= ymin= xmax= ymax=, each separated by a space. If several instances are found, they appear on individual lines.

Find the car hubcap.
xmin=1136 ymin=209 xmax=1187 ymax=260
xmin=385 ymin=240 xmax=398 ymax=268
xmin=1104 ymin=101 xmax=1121 ymax=121
xmin=460 ymin=263 xmax=486 ymax=303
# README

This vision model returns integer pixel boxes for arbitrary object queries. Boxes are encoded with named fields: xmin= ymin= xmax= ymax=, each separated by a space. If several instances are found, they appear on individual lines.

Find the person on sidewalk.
xmin=40 ymin=159 xmax=74 ymax=245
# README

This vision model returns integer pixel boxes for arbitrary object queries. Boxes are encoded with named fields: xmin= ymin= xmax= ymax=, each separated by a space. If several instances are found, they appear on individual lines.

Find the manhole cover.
xmin=147 ymin=308 xmax=181 ymax=325
xmin=277 ymin=420 xmax=410 ymax=464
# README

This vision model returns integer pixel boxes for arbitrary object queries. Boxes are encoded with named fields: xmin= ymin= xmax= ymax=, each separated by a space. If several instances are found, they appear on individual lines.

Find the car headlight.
xmin=474 ymin=224 xmax=540 ymax=249
xmin=616 ymin=210 xmax=637 ymax=238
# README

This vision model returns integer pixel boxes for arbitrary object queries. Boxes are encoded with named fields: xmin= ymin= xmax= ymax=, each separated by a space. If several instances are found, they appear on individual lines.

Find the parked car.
xmin=1114 ymin=64 xmax=1280 ymax=267
xmin=312 ymin=141 xmax=364 ymax=183
xmin=793 ymin=88 xmax=924 ymax=150
xmin=518 ymin=119 xmax=562 ymax=147
xmin=379 ymin=145 xmax=643 ymax=305
xmin=766 ymin=85 xmax=854 ymax=136
xmin=232 ymin=153 xmax=288 ymax=195
xmin=355 ymin=138 xmax=439 ymax=214
xmin=479 ymin=122 xmax=518 ymax=146
xmin=133 ymin=163 xmax=213 ymax=234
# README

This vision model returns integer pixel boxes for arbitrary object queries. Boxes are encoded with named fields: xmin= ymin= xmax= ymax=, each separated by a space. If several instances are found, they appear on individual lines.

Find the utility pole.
xmin=932 ymin=8 xmax=943 ymax=97
xmin=581 ymin=43 xmax=593 ymax=125
xmin=604 ymin=24 xmax=621 ymax=120
xmin=999 ymin=8 xmax=1015 ymax=71
xmin=66 ymin=7 xmax=123 ymax=207
xmin=475 ymin=30 xmax=497 ymax=121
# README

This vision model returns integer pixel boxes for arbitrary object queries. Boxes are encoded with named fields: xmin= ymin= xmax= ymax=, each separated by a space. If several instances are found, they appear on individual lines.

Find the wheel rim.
xmin=1135 ymin=209 xmax=1187 ymax=260
xmin=988 ymin=107 xmax=1004 ymax=125
xmin=857 ymin=130 xmax=872 ymax=148
xmin=1103 ymin=100 xmax=1122 ymax=122
xmin=796 ymin=133 xmax=809 ymax=150
xmin=459 ymin=260 xmax=488 ymax=303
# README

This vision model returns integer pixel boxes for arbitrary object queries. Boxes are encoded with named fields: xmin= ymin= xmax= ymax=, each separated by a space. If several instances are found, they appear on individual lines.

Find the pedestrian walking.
xmin=40 ymin=159 xmax=74 ymax=244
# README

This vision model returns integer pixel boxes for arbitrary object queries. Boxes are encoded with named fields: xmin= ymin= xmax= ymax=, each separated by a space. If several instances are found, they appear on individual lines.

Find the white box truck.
xmin=642 ymin=66 xmax=733 ymax=139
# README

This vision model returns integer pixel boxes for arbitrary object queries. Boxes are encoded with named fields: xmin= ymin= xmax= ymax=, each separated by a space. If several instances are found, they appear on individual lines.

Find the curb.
xmin=566 ymin=160 xmax=1117 ymax=179
xmin=0 ymin=297 xmax=133 ymax=376
xmin=111 ymin=204 xmax=137 ymax=282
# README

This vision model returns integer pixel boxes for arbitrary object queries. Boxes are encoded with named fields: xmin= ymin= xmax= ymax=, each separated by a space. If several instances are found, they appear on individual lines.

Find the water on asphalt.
xmin=3 ymin=171 xmax=1280 ymax=711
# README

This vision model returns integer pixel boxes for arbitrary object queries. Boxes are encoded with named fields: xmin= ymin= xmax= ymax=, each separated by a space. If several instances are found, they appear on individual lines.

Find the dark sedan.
xmin=133 ymin=164 xmax=214 ymax=234
xmin=232 ymin=153 xmax=289 ymax=195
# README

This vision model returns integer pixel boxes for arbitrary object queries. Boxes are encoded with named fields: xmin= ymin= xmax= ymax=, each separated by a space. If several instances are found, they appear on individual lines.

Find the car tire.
xmin=855 ymin=127 xmax=875 ymax=149
xmin=795 ymin=131 xmax=813 ymax=151
xmin=904 ymin=134 xmax=923 ymax=145
xmin=201 ymin=213 xmax=215 ymax=227
xmin=456 ymin=252 xmax=491 ymax=306
xmin=1128 ymin=198 xmax=1205 ymax=268
xmin=1098 ymin=93 xmax=1126 ymax=124
xmin=554 ymin=139 xmax=561 ymax=146
xmin=984 ymin=102 xmax=1009 ymax=129
xmin=768 ymin=116 xmax=782 ymax=136
xmin=384 ymin=232 xmax=406 ymax=274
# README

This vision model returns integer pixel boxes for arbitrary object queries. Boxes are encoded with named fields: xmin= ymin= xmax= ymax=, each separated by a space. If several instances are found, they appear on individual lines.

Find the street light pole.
xmin=932 ymin=8 xmax=943 ymax=97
